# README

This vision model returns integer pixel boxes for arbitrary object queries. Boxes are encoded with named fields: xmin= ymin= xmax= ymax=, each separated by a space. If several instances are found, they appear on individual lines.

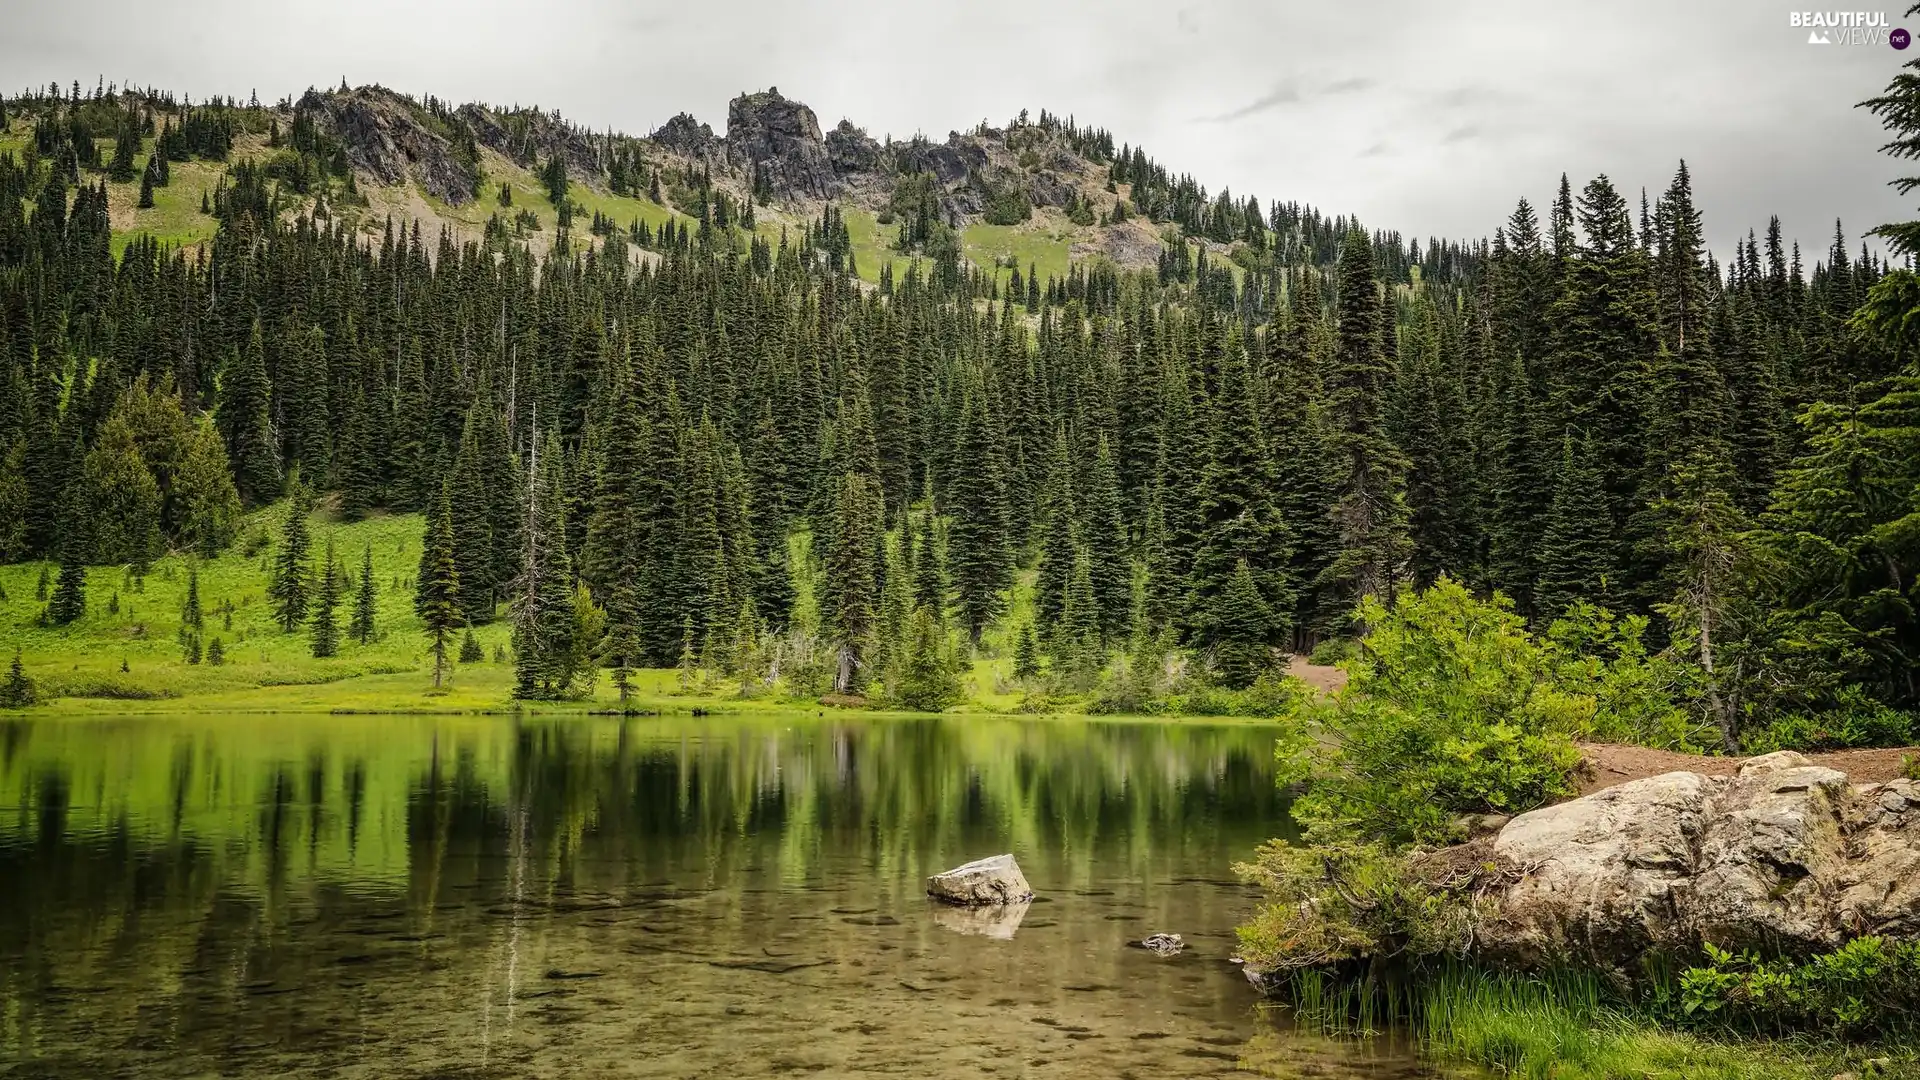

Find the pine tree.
xmin=945 ymin=375 xmax=1012 ymax=642
xmin=219 ymin=322 xmax=282 ymax=504
xmin=820 ymin=470 xmax=882 ymax=692
xmin=1012 ymin=621 xmax=1041 ymax=680
xmin=310 ymin=535 xmax=341 ymax=658
xmin=0 ymin=648 xmax=35 ymax=707
xmin=1212 ymin=559 xmax=1275 ymax=690
xmin=268 ymin=476 xmax=312 ymax=633
xmin=1319 ymin=228 xmax=1410 ymax=623
xmin=512 ymin=429 xmax=578 ymax=698
xmin=459 ymin=628 xmax=484 ymax=664
xmin=1082 ymin=435 xmax=1132 ymax=638
xmin=47 ymin=546 xmax=86 ymax=625
xmin=350 ymin=544 xmax=377 ymax=643
xmin=1191 ymin=330 xmax=1293 ymax=647
xmin=181 ymin=563 xmax=203 ymax=633
xmin=895 ymin=605 xmax=961 ymax=711
xmin=207 ymin=638 xmax=226 ymax=665
xmin=417 ymin=485 xmax=462 ymax=688
xmin=1535 ymin=430 xmax=1616 ymax=617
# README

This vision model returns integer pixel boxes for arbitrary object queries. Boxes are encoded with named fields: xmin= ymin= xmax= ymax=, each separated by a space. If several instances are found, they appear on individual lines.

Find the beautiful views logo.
xmin=1790 ymin=10 xmax=1896 ymax=44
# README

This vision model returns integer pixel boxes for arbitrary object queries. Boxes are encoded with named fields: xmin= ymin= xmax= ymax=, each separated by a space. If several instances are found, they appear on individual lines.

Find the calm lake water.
xmin=0 ymin=714 xmax=1431 ymax=1078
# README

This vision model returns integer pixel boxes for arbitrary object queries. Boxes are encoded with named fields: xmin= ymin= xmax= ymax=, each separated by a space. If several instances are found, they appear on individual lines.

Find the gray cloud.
xmin=1442 ymin=125 xmax=1481 ymax=145
xmin=1200 ymin=74 xmax=1374 ymax=123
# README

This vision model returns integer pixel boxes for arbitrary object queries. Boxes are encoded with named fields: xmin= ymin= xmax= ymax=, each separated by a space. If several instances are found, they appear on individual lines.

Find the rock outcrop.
xmin=295 ymin=87 xmax=482 ymax=206
xmin=927 ymin=854 xmax=1034 ymax=905
xmin=725 ymin=88 xmax=840 ymax=200
xmin=1475 ymin=752 xmax=1920 ymax=970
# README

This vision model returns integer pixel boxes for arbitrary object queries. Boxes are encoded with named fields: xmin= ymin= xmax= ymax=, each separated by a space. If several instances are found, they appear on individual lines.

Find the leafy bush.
xmin=1234 ymin=838 xmax=1475 ymax=973
xmin=1308 ymin=637 xmax=1356 ymax=666
xmin=1674 ymin=938 xmax=1920 ymax=1040
xmin=1743 ymin=685 xmax=1915 ymax=753
xmin=1279 ymin=579 xmax=1606 ymax=847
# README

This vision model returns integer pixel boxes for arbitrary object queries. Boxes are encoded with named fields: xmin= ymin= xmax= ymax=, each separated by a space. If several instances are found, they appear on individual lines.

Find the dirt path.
xmin=1579 ymin=742 xmax=1916 ymax=794
xmin=1285 ymin=657 xmax=1347 ymax=694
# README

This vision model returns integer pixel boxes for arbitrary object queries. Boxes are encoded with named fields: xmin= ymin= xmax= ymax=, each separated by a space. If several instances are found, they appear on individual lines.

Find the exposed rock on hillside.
xmin=648 ymin=112 xmax=719 ymax=162
xmin=294 ymin=86 xmax=481 ymax=206
xmin=724 ymin=88 xmax=840 ymax=199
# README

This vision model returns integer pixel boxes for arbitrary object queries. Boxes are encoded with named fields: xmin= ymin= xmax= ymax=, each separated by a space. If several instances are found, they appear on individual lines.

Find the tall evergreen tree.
xmin=1318 ymin=228 xmax=1410 ymax=622
xmin=417 ymin=485 xmax=462 ymax=688
xmin=219 ymin=321 xmax=281 ymax=504
xmin=351 ymin=543 xmax=377 ymax=644
xmin=310 ymin=535 xmax=341 ymax=658
xmin=267 ymin=475 xmax=312 ymax=633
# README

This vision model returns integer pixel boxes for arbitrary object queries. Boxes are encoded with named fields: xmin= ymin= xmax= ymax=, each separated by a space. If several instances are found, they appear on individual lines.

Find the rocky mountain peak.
xmin=724 ymin=88 xmax=839 ymax=200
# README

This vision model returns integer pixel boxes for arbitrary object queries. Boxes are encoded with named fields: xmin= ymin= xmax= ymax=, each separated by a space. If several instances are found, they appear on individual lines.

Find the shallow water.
xmin=0 ymin=714 xmax=1432 ymax=1078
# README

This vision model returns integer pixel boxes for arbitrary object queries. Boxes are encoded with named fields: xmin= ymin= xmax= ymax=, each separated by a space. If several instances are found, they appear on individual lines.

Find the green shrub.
xmin=1279 ymin=579 xmax=1600 ymax=847
xmin=1674 ymin=938 xmax=1920 ymax=1040
xmin=1308 ymin=637 xmax=1356 ymax=666
xmin=1743 ymin=686 xmax=1915 ymax=753
xmin=1234 ymin=838 xmax=1475 ymax=973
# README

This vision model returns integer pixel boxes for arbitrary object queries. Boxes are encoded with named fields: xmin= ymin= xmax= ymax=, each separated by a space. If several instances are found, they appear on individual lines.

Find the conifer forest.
xmin=1 ymin=70 xmax=1916 ymax=745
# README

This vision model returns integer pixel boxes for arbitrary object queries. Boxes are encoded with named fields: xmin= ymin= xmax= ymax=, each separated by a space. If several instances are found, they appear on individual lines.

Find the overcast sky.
xmin=5 ymin=0 xmax=1911 ymax=262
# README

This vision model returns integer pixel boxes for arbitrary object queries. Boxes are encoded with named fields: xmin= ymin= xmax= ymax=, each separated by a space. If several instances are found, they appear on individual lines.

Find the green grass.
xmin=109 ymin=155 xmax=225 ymax=257
xmin=842 ymin=207 xmax=922 ymax=284
xmin=1405 ymin=966 xmax=1909 ymax=1080
xmin=0 ymin=503 xmax=815 ymax=716
xmin=962 ymin=220 xmax=1074 ymax=284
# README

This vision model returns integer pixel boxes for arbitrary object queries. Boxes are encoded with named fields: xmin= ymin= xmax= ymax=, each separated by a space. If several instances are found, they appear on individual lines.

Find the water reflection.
xmin=0 ymin=714 xmax=1428 ymax=1078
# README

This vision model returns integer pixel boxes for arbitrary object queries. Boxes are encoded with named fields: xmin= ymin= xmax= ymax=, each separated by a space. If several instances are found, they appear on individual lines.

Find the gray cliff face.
xmin=295 ymin=87 xmax=482 ymax=206
xmin=725 ymin=89 xmax=840 ymax=200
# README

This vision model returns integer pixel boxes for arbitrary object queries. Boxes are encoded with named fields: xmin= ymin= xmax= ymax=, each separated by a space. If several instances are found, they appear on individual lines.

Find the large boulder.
xmin=1476 ymin=752 xmax=1920 ymax=970
xmin=927 ymin=854 xmax=1034 ymax=905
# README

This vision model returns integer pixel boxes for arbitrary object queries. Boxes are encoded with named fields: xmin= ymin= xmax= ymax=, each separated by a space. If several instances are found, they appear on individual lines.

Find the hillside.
xmin=0 ymin=81 xmax=1203 ymax=282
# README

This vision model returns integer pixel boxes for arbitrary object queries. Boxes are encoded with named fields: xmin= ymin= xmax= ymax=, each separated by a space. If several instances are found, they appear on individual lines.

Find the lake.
xmin=0 ymin=714 xmax=1431 ymax=1078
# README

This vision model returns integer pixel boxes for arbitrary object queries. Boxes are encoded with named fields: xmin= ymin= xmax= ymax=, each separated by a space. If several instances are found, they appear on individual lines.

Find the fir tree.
xmin=0 ymin=648 xmax=35 ymax=707
xmin=207 ymin=638 xmax=226 ymax=666
xmin=1318 ymin=228 xmax=1410 ymax=622
xmin=1535 ymin=430 xmax=1616 ymax=617
xmin=895 ymin=605 xmax=960 ymax=711
xmin=268 ymin=475 xmax=312 ymax=633
xmin=310 ymin=536 xmax=341 ymax=658
xmin=219 ymin=322 xmax=281 ymax=504
xmin=512 ymin=429 xmax=578 ymax=698
xmin=1012 ymin=621 xmax=1042 ymax=680
xmin=417 ymin=485 xmax=462 ymax=689
xmin=351 ymin=544 xmax=377 ymax=643
xmin=181 ymin=563 xmax=203 ymax=633
xmin=1212 ymin=559 xmax=1276 ymax=690
xmin=47 ymin=547 xmax=86 ymax=625
xmin=459 ymin=628 xmax=484 ymax=664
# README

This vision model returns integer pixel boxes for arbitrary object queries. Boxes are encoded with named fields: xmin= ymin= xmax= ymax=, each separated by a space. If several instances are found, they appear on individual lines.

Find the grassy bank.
xmin=0 ymin=504 xmax=830 ymax=715
xmin=1272 ymin=966 xmax=1910 ymax=1080
xmin=0 ymin=501 xmax=1290 ymax=720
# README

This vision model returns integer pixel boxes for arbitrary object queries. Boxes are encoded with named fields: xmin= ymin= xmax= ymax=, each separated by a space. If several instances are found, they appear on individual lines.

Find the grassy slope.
xmin=1 ymin=503 xmax=780 ymax=715
xmin=0 ymin=501 xmax=1070 ymax=717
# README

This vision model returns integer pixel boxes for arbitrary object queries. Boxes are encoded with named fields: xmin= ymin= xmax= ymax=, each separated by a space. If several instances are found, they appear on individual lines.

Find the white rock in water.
xmin=927 ymin=854 xmax=1034 ymax=905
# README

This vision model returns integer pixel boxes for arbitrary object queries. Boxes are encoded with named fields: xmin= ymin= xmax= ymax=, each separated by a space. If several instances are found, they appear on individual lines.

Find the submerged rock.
xmin=1139 ymin=933 xmax=1184 ymax=955
xmin=931 ymin=899 xmax=1031 ymax=939
xmin=927 ymin=854 xmax=1034 ymax=905
xmin=1475 ymin=753 xmax=1920 ymax=970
